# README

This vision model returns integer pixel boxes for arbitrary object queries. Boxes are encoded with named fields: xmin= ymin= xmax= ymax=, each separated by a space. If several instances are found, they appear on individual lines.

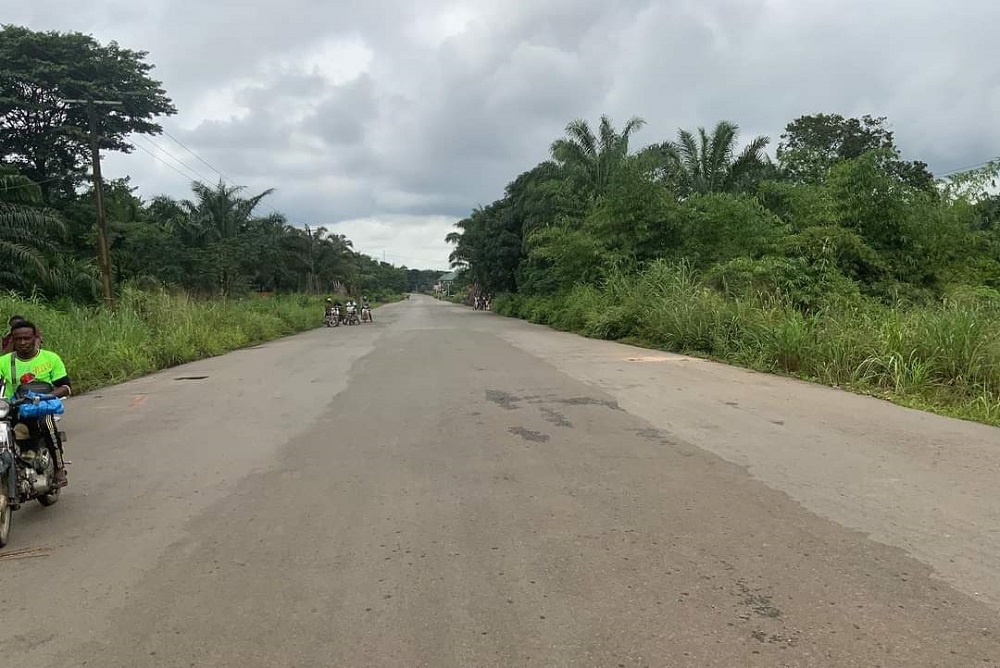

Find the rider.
xmin=2 ymin=315 xmax=42 ymax=354
xmin=0 ymin=320 xmax=71 ymax=486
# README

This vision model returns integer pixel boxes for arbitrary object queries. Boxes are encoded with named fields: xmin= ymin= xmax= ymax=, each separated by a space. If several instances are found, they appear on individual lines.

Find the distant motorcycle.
xmin=361 ymin=305 xmax=373 ymax=323
xmin=0 ymin=379 xmax=68 ymax=548
xmin=325 ymin=305 xmax=341 ymax=327
xmin=344 ymin=303 xmax=360 ymax=326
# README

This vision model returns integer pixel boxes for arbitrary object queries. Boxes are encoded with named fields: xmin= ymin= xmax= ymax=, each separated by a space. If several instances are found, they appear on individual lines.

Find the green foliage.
xmin=0 ymin=166 xmax=71 ymax=291
xmin=673 ymin=192 xmax=786 ymax=267
xmin=550 ymin=115 xmax=646 ymax=200
xmin=704 ymin=256 xmax=861 ymax=312
xmin=0 ymin=285 xmax=328 ymax=392
xmin=776 ymin=113 xmax=934 ymax=190
xmin=648 ymin=120 xmax=773 ymax=196
xmin=524 ymin=223 xmax=607 ymax=292
xmin=448 ymin=110 xmax=1000 ymax=426
xmin=0 ymin=24 xmax=177 ymax=196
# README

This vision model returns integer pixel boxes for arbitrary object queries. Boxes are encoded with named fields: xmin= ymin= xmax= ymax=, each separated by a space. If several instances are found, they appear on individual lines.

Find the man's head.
xmin=10 ymin=321 xmax=38 ymax=357
xmin=8 ymin=315 xmax=25 ymax=328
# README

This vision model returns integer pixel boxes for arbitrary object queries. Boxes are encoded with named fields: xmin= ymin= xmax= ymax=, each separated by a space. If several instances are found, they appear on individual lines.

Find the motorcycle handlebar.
xmin=11 ymin=393 xmax=60 ymax=406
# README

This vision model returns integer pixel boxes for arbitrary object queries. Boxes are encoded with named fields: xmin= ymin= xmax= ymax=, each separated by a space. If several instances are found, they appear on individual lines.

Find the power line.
xmin=132 ymin=134 xmax=213 ymax=183
xmin=0 ymin=173 xmax=73 ymax=192
xmin=160 ymin=127 xmax=236 ymax=185
xmin=127 ymin=140 xmax=201 ymax=185
xmin=137 ymin=127 xmax=293 ymax=223
xmin=938 ymin=156 xmax=1000 ymax=178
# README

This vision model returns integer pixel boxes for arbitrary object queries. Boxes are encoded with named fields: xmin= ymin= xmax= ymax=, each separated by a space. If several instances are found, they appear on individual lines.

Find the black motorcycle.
xmin=0 ymin=379 xmax=68 ymax=548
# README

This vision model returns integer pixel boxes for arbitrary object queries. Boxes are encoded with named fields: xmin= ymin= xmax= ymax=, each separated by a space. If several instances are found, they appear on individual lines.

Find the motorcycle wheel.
xmin=0 ymin=489 xmax=11 ymax=548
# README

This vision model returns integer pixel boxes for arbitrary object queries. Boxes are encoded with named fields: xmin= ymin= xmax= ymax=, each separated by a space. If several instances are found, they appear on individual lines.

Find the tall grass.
xmin=1 ymin=285 xmax=334 ymax=393
xmin=494 ymin=261 xmax=1000 ymax=426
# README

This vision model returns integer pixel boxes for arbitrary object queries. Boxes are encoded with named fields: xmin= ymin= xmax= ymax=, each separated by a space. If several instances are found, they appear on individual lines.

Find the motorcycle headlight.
xmin=0 ymin=400 xmax=10 ymax=420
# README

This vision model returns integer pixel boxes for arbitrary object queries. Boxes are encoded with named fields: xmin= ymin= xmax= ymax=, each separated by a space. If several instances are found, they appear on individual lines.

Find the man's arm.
xmin=50 ymin=379 xmax=71 ymax=398
xmin=49 ymin=353 xmax=72 ymax=398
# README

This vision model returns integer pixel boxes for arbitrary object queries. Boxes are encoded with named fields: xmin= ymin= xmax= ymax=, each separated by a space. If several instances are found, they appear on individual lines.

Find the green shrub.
xmin=490 ymin=261 xmax=1000 ymax=425
xmin=0 ymin=286 xmax=326 ymax=393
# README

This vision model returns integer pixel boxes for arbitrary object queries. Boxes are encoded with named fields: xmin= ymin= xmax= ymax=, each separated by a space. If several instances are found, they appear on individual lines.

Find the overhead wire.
xmin=126 ymin=140 xmax=204 ymax=185
xmin=937 ymin=156 xmax=1000 ymax=179
xmin=131 ymin=135 xmax=213 ymax=183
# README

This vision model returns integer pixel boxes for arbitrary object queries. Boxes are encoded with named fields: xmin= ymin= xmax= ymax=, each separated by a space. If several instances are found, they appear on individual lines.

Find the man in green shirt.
xmin=0 ymin=320 xmax=72 ymax=486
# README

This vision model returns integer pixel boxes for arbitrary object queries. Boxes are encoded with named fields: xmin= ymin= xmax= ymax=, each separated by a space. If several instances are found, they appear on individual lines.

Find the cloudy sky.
xmin=9 ymin=0 xmax=1000 ymax=270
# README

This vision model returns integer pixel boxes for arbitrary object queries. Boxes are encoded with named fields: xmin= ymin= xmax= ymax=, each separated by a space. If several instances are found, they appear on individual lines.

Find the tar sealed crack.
xmin=508 ymin=427 xmax=550 ymax=443
xmin=555 ymin=396 xmax=623 ymax=411
xmin=632 ymin=427 xmax=672 ymax=445
xmin=486 ymin=390 xmax=521 ymax=410
xmin=540 ymin=407 xmax=573 ymax=428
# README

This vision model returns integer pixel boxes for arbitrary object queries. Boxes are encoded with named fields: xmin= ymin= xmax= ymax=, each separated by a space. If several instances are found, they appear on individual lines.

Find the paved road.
xmin=3 ymin=295 xmax=999 ymax=667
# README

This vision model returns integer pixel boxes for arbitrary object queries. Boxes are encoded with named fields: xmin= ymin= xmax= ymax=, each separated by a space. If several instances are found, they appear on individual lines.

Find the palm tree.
xmin=179 ymin=179 xmax=276 ymax=245
xmin=654 ymin=121 xmax=771 ymax=196
xmin=0 ymin=169 xmax=68 ymax=292
xmin=290 ymin=225 xmax=355 ymax=294
xmin=550 ymin=114 xmax=646 ymax=199
xmin=173 ymin=179 xmax=279 ymax=295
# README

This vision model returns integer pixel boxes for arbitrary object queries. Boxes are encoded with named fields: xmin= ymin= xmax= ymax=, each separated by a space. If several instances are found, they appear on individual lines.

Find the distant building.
xmin=434 ymin=270 xmax=460 ymax=295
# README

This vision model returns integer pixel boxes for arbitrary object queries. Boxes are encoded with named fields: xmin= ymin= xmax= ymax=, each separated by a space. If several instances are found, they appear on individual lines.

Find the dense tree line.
xmin=446 ymin=111 xmax=1000 ymax=311
xmin=1 ymin=24 xmax=420 ymax=303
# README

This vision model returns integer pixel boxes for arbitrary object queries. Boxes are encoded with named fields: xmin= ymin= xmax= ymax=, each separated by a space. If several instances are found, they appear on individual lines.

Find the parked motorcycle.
xmin=325 ymin=305 xmax=341 ymax=327
xmin=344 ymin=304 xmax=360 ymax=325
xmin=0 ymin=379 xmax=68 ymax=548
xmin=361 ymin=305 xmax=373 ymax=323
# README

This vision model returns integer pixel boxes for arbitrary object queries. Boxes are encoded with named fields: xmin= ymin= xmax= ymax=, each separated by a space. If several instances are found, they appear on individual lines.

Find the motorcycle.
xmin=361 ymin=305 xmax=373 ymax=323
xmin=0 ymin=379 xmax=68 ymax=548
xmin=325 ymin=305 xmax=341 ymax=327
xmin=344 ymin=304 xmax=360 ymax=326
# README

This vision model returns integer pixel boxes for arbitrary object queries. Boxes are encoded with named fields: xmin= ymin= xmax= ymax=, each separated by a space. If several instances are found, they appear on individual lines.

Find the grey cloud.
xmin=10 ymin=0 xmax=1000 ymax=269
xmin=308 ymin=75 xmax=377 ymax=147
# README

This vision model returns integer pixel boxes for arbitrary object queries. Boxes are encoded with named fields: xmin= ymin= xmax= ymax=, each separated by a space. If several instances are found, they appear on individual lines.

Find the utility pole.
xmin=65 ymin=97 xmax=123 ymax=310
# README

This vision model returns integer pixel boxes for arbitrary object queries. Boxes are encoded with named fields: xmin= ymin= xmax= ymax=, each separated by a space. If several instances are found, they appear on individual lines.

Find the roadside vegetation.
xmin=0 ymin=286 xmax=412 ymax=393
xmin=1 ymin=25 xmax=438 ymax=391
xmin=446 ymin=115 xmax=1000 ymax=426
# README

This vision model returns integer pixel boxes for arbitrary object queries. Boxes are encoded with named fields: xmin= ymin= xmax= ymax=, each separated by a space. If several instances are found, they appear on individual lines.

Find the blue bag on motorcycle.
xmin=18 ymin=397 xmax=64 ymax=418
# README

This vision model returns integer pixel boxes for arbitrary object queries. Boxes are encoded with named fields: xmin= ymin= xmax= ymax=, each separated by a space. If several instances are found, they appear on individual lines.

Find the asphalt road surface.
xmin=3 ymin=295 xmax=999 ymax=667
